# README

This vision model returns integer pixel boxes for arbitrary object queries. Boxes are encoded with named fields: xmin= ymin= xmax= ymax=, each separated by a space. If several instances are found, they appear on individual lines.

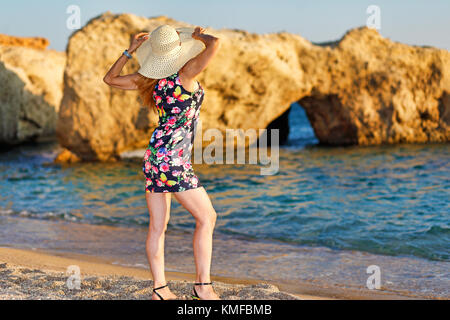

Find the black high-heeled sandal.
xmin=153 ymin=284 xmax=168 ymax=300
xmin=192 ymin=281 xmax=214 ymax=300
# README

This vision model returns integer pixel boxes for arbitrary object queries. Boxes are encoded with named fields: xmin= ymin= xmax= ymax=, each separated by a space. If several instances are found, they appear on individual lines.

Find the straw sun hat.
xmin=136 ymin=25 xmax=206 ymax=79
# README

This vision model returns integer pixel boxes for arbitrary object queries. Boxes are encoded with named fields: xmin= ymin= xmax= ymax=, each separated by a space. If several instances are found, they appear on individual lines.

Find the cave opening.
xmin=264 ymin=102 xmax=318 ymax=147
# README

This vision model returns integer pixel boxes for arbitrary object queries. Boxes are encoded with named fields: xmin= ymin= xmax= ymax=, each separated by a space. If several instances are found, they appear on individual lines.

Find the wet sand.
xmin=0 ymin=247 xmax=326 ymax=300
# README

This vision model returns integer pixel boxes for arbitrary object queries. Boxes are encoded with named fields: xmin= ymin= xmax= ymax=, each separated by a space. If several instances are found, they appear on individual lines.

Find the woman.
xmin=103 ymin=25 xmax=221 ymax=300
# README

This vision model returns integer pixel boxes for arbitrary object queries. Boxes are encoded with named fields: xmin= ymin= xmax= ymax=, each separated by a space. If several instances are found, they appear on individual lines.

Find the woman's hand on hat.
xmin=192 ymin=27 xmax=206 ymax=40
xmin=128 ymin=32 xmax=149 ymax=54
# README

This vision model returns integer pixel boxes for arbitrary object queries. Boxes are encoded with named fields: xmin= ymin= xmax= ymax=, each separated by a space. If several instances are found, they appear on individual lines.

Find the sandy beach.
xmin=0 ymin=247 xmax=328 ymax=300
xmin=0 ymin=247 xmax=429 ymax=300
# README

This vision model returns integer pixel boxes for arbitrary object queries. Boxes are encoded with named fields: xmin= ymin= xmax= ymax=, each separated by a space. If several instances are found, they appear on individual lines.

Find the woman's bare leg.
xmin=174 ymin=186 xmax=219 ymax=299
xmin=145 ymin=191 xmax=177 ymax=300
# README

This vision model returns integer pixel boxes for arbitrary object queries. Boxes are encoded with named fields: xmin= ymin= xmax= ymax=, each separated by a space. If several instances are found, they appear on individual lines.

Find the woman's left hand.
xmin=128 ymin=32 xmax=149 ymax=54
xmin=192 ymin=27 xmax=206 ymax=40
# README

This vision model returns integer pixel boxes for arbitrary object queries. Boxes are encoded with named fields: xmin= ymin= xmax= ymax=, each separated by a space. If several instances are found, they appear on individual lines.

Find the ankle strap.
xmin=194 ymin=282 xmax=213 ymax=285
xmin=153 ymin=284 xmax=168 ymax=291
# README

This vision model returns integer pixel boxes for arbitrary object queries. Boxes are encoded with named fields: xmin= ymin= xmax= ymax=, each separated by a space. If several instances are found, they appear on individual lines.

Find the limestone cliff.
xmin=0 ymin=45 xmax=66 ymax=145
xmin=56 ymin=12 xmax=449 ymax=161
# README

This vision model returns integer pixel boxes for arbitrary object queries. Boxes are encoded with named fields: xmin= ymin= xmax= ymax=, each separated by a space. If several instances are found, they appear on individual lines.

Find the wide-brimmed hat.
xmin=136 ymin=25 xmax=206 ymax=79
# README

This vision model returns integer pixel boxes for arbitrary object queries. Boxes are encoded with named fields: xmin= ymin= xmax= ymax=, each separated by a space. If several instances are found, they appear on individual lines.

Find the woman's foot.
xmin=193 ymin=284 xmax=220 ymax=300
xmin=152 ymin=285 xmax=178 ymax=300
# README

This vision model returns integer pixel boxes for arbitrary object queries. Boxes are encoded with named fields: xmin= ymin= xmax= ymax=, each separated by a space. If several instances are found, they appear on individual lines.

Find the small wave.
xmin=0 ymin=208 xmax=147 ymax=228
xmin=0 ymin=208 xmax=79 ymax=222
xmin=424 ymin=225 xmax=450 ymax=235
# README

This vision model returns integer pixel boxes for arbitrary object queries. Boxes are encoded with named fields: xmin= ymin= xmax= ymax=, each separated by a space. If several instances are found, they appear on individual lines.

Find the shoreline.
xmin=0 ymin=247 xmax=320 ymax=300
xmin=0 ymin=246 xmax=426 ymax=300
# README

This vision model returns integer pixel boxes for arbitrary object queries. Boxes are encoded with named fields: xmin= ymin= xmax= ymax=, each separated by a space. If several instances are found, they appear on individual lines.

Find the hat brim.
xmin=136 ymin=27 xmax=206 ymax=79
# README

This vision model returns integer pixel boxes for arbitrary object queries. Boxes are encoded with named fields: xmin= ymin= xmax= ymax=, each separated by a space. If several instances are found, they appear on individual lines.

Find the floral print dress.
xmin=142 ymin=71 xmax=205 ymax=193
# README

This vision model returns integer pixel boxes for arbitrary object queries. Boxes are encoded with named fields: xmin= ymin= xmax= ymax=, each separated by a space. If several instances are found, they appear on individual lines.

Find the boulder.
xmin=0 ymin=45 xmax=66 ymax=145
xmin=54 ymin=148 xmax=81 ymax=163
xmin=57 ymin=12 xmax=450 ymax=162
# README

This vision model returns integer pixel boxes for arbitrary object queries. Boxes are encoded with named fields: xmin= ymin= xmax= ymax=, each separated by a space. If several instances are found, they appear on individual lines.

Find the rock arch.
xmin=56 ymin=13 xmax=450 ymax=161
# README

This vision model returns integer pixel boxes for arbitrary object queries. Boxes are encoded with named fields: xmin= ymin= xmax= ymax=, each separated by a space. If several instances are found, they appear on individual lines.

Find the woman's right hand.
xmin=128 ymin=32 xmax=149 ymax=54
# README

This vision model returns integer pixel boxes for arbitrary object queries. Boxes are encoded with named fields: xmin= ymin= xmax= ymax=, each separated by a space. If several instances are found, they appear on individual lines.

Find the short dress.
xmin=142 ymin=71 xmax=205 ymax=193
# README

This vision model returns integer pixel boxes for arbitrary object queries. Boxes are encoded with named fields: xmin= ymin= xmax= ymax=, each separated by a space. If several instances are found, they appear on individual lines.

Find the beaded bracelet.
xmin=123 ymin=49 xmax=133 ymax=59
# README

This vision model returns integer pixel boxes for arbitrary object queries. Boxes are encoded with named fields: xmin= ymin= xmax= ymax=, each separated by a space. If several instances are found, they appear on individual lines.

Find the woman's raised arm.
xmin=179 ymin=27 xmax=221 ymax=80
xmin=103 ymin=32 xmax=149 ymax=90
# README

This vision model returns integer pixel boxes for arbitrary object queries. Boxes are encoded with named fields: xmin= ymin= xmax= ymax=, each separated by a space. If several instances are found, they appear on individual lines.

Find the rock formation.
xmin=0 ymin=34 xmax=50 ymax=50
xmin=300 ymin=30 xmax=450 ymax=145
xmin=0 ymin=43 xmax=66 ymax=145
xmin=56 ymin=12 xmax=449 ymax=161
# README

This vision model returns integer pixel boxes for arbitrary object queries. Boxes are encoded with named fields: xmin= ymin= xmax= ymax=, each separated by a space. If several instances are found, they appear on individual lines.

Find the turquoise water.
xmin=0 ymin=104 xmax=449 ymax=297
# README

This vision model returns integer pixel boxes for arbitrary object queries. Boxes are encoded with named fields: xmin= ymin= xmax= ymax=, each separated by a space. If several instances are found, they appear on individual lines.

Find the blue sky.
xmin=1 ymin=0 xmax=449 ymax=51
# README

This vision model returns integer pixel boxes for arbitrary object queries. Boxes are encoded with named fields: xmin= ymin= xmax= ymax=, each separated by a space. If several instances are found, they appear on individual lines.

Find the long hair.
xmin=135 ymin=73 xmax=158 ymax=113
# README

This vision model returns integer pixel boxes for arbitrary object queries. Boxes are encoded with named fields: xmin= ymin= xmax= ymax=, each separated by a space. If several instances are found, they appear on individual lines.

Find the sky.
xmin=0 ymin=0 xmax=449 ymax=51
